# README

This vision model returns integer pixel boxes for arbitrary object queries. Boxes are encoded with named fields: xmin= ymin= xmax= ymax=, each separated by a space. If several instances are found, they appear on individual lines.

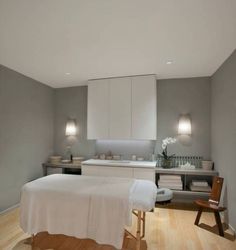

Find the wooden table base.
xmin=124 ymin=211 xmax=146 ymax=250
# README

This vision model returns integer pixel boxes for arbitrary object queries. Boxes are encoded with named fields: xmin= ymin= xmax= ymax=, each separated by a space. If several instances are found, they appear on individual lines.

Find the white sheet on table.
xmin=20 ymin=174 xmax=157 ymax=249
xmin=20 ymin=174 xmax=134 ymax=249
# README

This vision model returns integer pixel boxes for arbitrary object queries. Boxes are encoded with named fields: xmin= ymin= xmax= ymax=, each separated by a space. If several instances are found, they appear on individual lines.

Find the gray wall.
xmin=54 ymin=77 xmax=211 ymax=160
xmin=157 ymin=77 xmax=211 ymax=159
xmin=0 ymin=65 xmax=54 ymax=212
xmin=54 ymin=86 xmax=96 ymax=158
xmin=211 ymin=49 xmax=236 ymax=229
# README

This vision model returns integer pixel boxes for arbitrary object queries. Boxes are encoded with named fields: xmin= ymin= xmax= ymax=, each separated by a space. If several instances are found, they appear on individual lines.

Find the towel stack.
xmin=158 ymin=174 xmax=183 ymax=190
xmin=190 ymin=180 xmax=211 ymax=192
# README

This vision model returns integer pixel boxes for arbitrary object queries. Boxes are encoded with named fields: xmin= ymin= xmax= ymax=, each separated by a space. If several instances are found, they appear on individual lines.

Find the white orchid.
xmin=160 ymin=137 xmax=177 ymax=160
xmin=162 ymin=137 xmax=177 ymax=150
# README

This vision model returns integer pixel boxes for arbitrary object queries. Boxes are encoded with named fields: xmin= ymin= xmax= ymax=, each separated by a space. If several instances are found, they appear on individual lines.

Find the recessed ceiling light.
xmin=166 ymin=61 xmax=173 ymax=65
xmin=65 ymin=72 xmax=71 ymax=75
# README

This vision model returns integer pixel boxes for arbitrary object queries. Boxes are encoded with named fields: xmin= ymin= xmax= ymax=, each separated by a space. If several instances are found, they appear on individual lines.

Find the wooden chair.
xmin=194 ymin=176 xmax=226 ymax=236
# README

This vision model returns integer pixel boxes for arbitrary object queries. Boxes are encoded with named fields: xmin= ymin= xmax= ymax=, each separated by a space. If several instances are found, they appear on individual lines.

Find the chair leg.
xmin=195 ymin=207 xmax=203 ymax=225
xmin=214 ymin=211 xmax=224 ymax=237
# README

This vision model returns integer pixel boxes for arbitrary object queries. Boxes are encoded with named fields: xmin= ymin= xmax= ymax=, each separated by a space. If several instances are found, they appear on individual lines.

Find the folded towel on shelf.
xmin=192 ymin=180 xmax=208 ymax=187
xmin=158 ymin=179 xmax=182 ymax=184
xmin=158 ymin=182 xmax=182 ymax=187
xmin=158 ymin=174 xmax=183 ymax=190
xmin=158 ymin=184 xmax=183 ymax=190
xmin=158 ymin=179 xmax=183 ymax=190
xmin=159 ymin=174 xmax=181 ymax=181
xmin=189 ymin=184 xmax=211 ymax=192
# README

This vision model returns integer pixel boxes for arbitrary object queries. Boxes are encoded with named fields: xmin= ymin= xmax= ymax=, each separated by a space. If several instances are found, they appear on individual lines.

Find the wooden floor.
xmin=0 ymin=203 xmax=235 ymax=250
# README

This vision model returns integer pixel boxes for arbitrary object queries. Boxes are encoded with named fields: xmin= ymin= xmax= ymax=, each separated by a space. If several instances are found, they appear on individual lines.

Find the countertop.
xmin=81 ymin=159 xmax=156 ymax=169
xmin=155 ymin=167 xmax=218 ymax=175
xmin=81 ymin=159 xmax=218 ymax=175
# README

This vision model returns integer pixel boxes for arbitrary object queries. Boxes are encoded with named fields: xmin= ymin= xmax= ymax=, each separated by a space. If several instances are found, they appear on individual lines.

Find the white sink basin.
xmin=82 ymin=159 xmax=157 ymax=169
xmin=108 ymin=160 xmax=131 ymax=164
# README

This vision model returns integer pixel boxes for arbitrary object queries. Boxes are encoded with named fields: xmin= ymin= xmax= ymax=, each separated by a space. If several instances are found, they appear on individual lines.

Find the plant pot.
xmin=162 ymin=159 xmax=172 ymax=168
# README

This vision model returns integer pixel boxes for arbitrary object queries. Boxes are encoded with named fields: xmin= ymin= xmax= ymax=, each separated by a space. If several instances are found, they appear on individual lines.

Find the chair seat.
xmin=195 ymin=199 xmax=226 ymax=212
xmin=194 ymin=176 xmax=226 ymax=237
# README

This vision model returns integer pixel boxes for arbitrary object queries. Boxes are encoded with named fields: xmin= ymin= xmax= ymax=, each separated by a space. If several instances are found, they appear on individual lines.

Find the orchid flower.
xmin=160 ymin=137 xmax=177 ymax=160
xmin=162 ymin=137 xmax=176 ymax=149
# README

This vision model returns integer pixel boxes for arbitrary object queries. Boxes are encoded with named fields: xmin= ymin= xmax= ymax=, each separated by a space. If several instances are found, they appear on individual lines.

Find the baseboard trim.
xmin=0 ymin=203 xmax=19 ymax=215
xmin=228 ymin=223 xmax=236 ymax=236
xmin=220 ymin=213 xmax=235 ymax=236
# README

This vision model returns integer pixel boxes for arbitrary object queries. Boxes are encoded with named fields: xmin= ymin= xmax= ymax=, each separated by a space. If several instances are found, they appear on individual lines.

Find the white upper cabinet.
xmin=109 ymin=78 xmax=132 ymax=139
xmin=131 ymin=75 xmax=157 ymax=140
xmin=87 ymin=75 xmax=156 ymax=140
xmin=87 ymin=79 xmax=109 ymax=139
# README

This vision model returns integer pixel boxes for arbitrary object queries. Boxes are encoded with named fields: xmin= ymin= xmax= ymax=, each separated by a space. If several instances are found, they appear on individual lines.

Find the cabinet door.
xmin=109 ymin=77 xmax=132 ymax=139
xmin=133 ymin=168 xmax=155 ymax=182
xmin=47 ymin=167 xmax=63 ymax=175
xmin=87 ymin=79 xmax=109 ymax=139
xmin=82 ymin=165 xmax=99 ymax=176
xmin=131 ymin=75 xmax=157 ymax=140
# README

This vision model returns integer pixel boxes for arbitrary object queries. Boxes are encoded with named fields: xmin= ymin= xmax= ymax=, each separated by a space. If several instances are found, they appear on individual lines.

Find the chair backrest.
xmin=209 ymin=176 xmax=224 ymax=205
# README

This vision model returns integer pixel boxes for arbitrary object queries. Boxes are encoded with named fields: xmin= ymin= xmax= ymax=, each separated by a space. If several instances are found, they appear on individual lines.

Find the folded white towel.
xmin=190 ymin=184 xmax=211 ymax=192
xmin=192 ymin=180 xmax=208 ymax=187
xmin=159 ymin=174 xmax=181 ymax=180
xmin=158 ymin=184 xmax=183 ymax=190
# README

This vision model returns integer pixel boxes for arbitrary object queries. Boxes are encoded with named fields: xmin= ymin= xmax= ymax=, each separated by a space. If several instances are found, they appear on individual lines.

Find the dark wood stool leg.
xmin=195 ymin=207 xmax=203 ymax=225
xmin=214 ymin=211 xmax=224 ymax=237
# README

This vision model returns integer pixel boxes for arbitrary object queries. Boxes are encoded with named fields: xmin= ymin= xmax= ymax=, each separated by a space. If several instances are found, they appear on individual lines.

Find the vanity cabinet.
xmin=82 ymin=164 xmax=155 ymax=182
xmin=87 ymin=75 xmax=157 ymax=140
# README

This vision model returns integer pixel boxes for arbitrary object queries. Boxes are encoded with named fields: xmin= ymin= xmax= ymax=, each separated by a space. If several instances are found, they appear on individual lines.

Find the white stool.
xmin=156 ymin=188 xmax=173 ymax=204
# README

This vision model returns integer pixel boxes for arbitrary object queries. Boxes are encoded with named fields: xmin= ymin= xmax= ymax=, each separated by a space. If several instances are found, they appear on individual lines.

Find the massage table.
xmin=20 ymin=174 xmax=157 ymax=250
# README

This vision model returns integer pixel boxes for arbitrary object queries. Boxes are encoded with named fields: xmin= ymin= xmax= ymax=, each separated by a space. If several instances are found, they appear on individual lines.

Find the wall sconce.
xmin=178 ymin=115 xmax=191 ymax=135
xmin=65 ymin=119 xmax=77 ymax=136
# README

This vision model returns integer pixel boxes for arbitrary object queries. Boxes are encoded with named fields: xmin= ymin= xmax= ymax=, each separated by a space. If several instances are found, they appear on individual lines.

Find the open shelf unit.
xmin=155 ymin=167 xmax=218 ymax=200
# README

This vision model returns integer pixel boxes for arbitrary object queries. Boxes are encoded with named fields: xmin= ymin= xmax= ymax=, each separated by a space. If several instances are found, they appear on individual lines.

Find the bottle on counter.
xmin=65 ymin=146 xmax=72 ymax=162
xmin=131 ymin=155 xmax=137 ymax=161
xmin=150 ymin=153 xmax=156 ymax=162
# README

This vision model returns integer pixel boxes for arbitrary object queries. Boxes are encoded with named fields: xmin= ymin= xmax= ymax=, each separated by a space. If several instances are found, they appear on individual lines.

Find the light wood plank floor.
xmin=0 ymin=203 xmax=235 ymax=250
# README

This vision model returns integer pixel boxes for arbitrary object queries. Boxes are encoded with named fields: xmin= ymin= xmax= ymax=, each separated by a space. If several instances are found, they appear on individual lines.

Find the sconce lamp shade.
xmin=65 ymin=119 xmax=77 ymax=136
xmin=178 ymin=115 xmax=191 ymax=135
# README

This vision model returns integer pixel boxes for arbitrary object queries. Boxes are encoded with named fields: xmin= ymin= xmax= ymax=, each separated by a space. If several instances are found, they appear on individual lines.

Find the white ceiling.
xmin=0 ymin=0 xmax=236 ymax=88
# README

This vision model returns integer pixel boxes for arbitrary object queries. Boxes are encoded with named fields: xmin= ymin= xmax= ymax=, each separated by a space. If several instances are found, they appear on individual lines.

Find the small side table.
xmin=42 ymin=162 xmax=81 ymax=176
